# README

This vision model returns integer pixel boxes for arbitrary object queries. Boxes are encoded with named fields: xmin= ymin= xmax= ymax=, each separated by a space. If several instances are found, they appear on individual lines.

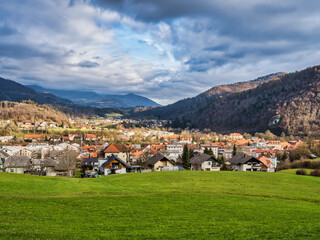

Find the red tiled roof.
xmin=24 ymin=134 xmax=43 ymax=139
xmin=257 ymin=156 xmax=272 ymax=168
xmin=104 ymin=143 xmax=128 ymax=153
xmin=85 ymin=134 xmax=96 ymax=138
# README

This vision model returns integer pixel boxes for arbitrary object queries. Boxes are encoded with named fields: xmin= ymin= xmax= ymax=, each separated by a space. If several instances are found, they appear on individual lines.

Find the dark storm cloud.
xmin=92 ymin=0 xmax=320 ymax=40
xmin=92 ymin=0 xmax=205 ymax=22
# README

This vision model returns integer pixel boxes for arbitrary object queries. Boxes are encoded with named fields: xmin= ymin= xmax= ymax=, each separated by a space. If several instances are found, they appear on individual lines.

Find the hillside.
xmin=27 ymin=85 xmax=160 ymax=108
xmin=1 ymin=171 xmax=320 ymax=239
xmin=0 ymin=78 xmax=72 ymax=106
xmin=132 ymin=72 xmax=286 ymax=120
xmin=132 ymin=66 xmax=320 ymax=136
xmin=194 ymin=66 xmax=320 ymax=136
xmin=0 ymin=101 xmax=71 ymax=126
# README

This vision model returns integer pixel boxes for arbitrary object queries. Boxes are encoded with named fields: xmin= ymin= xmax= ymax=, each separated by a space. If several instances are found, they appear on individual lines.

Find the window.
xmin=112 ymin=163 xmax=120 ymax=169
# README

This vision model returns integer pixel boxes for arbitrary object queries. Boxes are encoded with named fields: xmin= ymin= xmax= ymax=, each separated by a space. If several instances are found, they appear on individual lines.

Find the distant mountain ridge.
xmin=0 ymin=77 xmax=125 ymax=119
xmin=0 ymin=77 xmax=73 ymax=105
xmin=27 ymin=85 xmax=160 ymax=108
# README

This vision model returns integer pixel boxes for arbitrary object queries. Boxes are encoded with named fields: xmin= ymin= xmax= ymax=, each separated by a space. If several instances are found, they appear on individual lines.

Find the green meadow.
xmin=1 ymin=171 xmax=320 ymax=239
xmin=278 ymin=169 xmax=314 ymax=175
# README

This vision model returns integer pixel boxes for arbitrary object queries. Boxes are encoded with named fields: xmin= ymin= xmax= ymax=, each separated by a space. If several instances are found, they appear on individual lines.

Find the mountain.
xmin=132 ymin=66 xmax=320 ymax=136
xmin=27 ymin=85 xmax=160 ymax=108
xmin=101 ymin=93 xmax=160 ymax=108
xmin=0 ymin=78 xmax=73 ymax=105
xmin=27 ymin=85 xmax=101 ymax=101
xmin=132 ymin=72 xmax=286 ymax=120
xmin=0 ymin=77 xmax=126 ymax=118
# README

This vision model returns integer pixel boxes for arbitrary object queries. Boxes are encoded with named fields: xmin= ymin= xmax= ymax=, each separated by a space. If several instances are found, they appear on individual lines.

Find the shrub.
xmin=74 ymin=171 xmax=82 ymax=178
xmin=296 ymin=169 xmax=307 ymax=175
xmin=220 ymin=163 xmax=232 ymax=171
xmin=310 ymin=169 xmax=320 ymax=177
xmin=289 ymin=160 xmax=320 ymax=170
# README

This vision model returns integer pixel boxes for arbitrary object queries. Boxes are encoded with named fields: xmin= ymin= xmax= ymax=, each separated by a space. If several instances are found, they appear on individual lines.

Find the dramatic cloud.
xmin=1 ymin=0 xmax=320 ymax=105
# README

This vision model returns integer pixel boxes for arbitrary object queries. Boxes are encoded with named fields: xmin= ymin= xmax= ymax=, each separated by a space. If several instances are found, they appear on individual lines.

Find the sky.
xmin=1 ymin=0 xmax=320 ymax=105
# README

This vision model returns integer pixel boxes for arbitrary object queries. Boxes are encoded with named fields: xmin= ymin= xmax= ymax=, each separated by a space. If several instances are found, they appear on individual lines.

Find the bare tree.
xmin=58 ymin=150 xmax=78 ymax=177
xmin=136 ymin=151 xmax=152 ymax=169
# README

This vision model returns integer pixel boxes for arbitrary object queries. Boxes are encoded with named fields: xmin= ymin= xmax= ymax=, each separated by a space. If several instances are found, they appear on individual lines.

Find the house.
xmin=43 ymin=159 xmax=57 ymax=176
xmin=200 ymin=144 xmax=219 ymax=158
xmin=229 ymin=133 xmax=244 ymax=140
xmin=130 ymin=150 xmax=145 ymax=163
xmin=43 ymin=158 xmax=76 ymax=177
xmin=251 ymin=141 xmax=267 ymax=148
xmin=85 ymin=134 xmax=97 ymax=141
xmin=160 ymin=143 xmax=184 ymax=161
xmin=257 ymin=156 xmax=275 ymax=172
xmin=2 ymin=146 xmax=23 ymax=156
xmin=190 ymin=153 xmax=221 ymax=171
xmin=4 ymin=156 xmax=31 ymax=174
xmin=148 ymin=154 xmax=174 ymax=171
xmin=228 ymin=153 xmax=263 ymax=171
xmin=267 ymin=141 xmax=282 ymax=150
xmin=103 ymin=143 xmax=130 ymax=162
xmin=0 ymin=136 xmax=14 ymax=143
xmin=99 ymin=155 xmax=132 ymax=175
xmin=81 ymin=157 xmax=99 ymax=171
xmin=222 ymin=149 xmax=233 ymax=160
xmin=24 ymin=134 xmax=43 ymax=142
xmin=19 ymin=147 xmax=35 ymax=158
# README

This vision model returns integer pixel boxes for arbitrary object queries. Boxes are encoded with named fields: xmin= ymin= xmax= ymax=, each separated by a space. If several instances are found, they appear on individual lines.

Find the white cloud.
xmin=1 ymin=0 xmax=320 ymax=105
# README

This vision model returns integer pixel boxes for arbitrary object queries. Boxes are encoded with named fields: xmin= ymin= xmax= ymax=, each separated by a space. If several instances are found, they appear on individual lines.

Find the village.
xmin=1 ymin=117 xmax=318 ymax=177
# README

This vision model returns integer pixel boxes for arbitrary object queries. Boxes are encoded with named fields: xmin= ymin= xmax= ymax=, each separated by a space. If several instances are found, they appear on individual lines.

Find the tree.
xmin=58 ymin=150 xmax=78 ymax=177
xmin=232 ymin=144 xmax=237 ymax=156
xmin=289 ymin=145 xmax=311 ymax=162
xmin=313 ymin=143 xmax=320 ymax=157
xmin=136 ymin=151 xmax=152 ymax=168
xmin=182 ymin=144 xmax=190 ymax=170
xmin=204 ymin=147 xmax=209 ymax=154
xmin=281 ymin=152 xmax=288 ymax=161
xmin=204 ymin=147 xmax=214 ymax=156
xmin=218 ymin=156 xmax=225 ymax=163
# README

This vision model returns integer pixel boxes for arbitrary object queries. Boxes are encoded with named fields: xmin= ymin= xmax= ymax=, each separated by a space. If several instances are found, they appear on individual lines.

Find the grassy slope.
xmin=278 ymin=169 xmax=313 ymax=175
xmin=1 ymin=171 xmax=320 ymax=239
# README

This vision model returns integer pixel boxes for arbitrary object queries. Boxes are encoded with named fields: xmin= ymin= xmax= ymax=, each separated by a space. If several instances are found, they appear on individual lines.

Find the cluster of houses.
xmin=0 ymin=131 xmax=311 ymax=176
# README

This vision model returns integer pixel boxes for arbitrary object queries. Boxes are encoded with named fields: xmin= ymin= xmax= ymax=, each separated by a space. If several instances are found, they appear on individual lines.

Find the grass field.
xmin=1 ymin=171 xmax=320 ymax=239
xmin=278 ymin=169 xmax=313 ymax=175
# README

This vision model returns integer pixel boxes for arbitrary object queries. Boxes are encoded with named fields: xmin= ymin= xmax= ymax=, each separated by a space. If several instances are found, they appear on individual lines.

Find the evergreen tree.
xmin=204 ymin=147 xmax=209 ymax=154
xmin=218 ymin=156 xmax=225 ymax=163
xmin=232 ymin=144 xmax=237 ymax=156
xmin=182 ymin=144 xmax=190 ymax=170
xmin=208 ymin=148 xmax=214 ymax=156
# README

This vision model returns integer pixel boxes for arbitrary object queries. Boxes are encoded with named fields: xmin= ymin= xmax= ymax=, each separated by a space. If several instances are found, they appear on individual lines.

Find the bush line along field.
xmin=1 ymin=171 xmax=320 ymax=239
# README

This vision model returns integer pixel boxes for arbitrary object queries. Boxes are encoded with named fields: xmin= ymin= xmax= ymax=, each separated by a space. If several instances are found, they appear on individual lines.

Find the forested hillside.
xmin=132 ymin=66 xmax=320 ymax=136
xmin=0 ymin=101 xmax=71 ymax=126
